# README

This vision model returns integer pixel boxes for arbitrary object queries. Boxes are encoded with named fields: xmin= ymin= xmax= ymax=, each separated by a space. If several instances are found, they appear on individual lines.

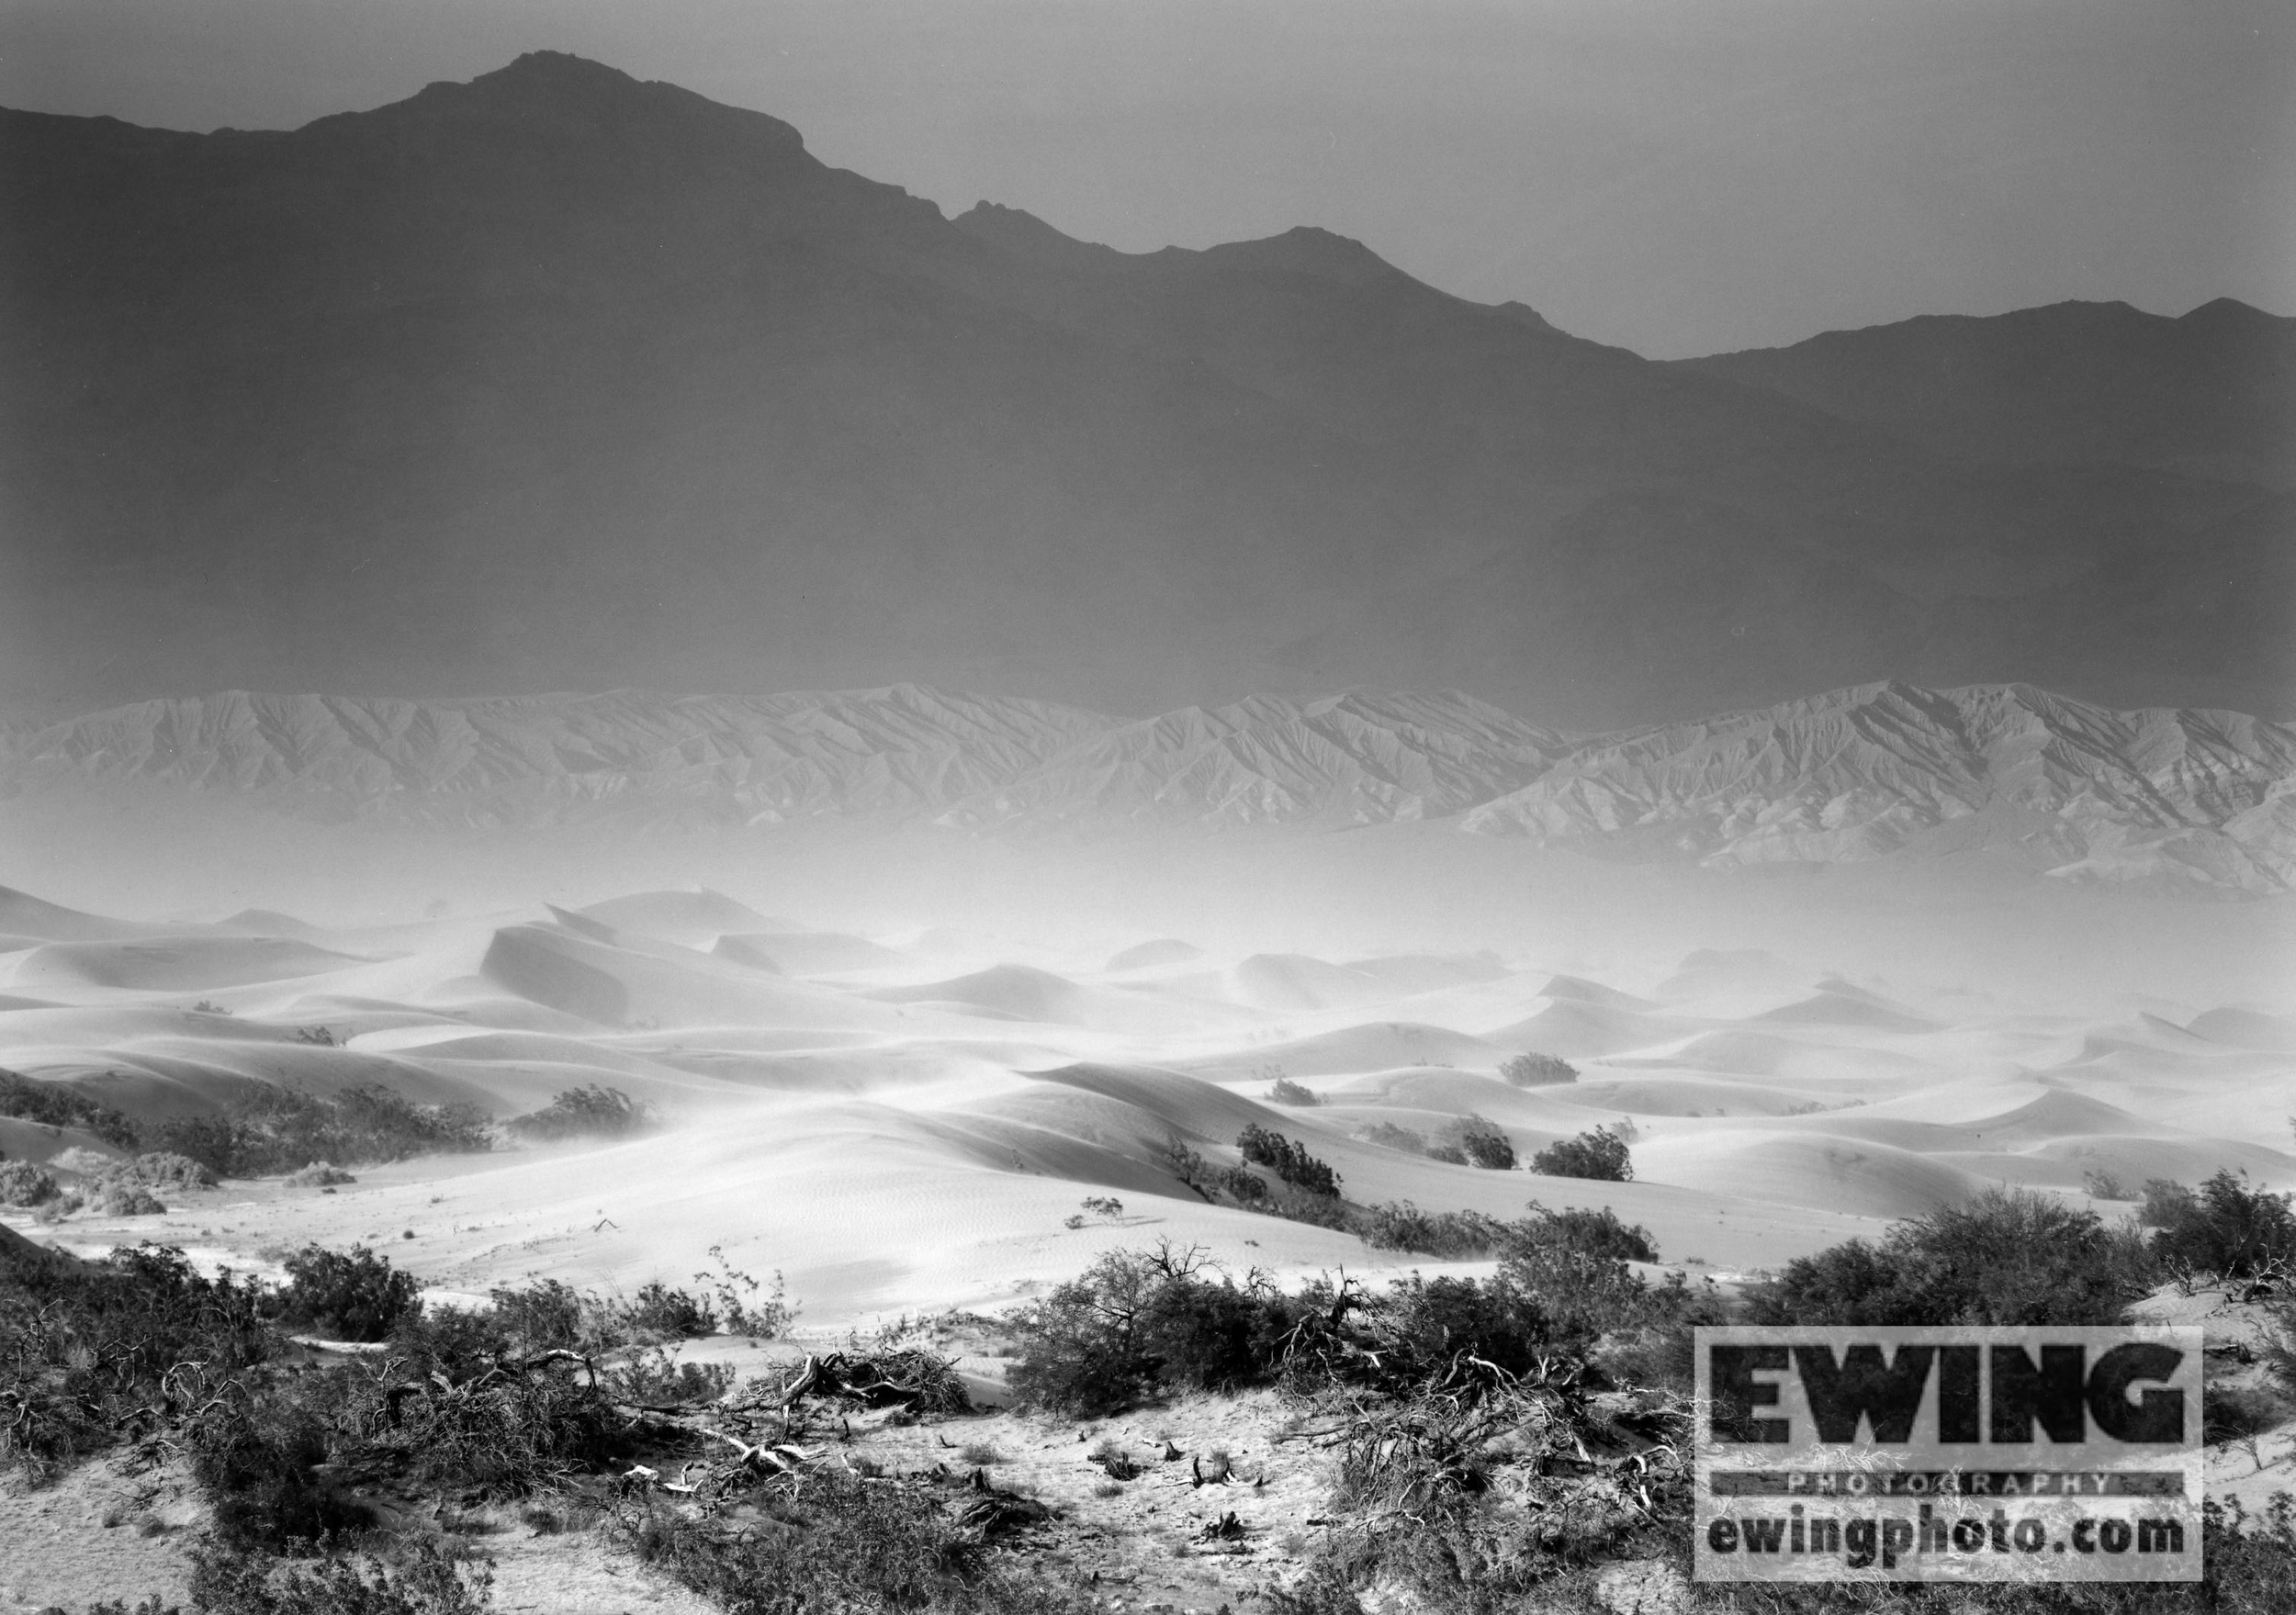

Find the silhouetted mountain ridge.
xmin=1 ymin=51 xmax=2286 ymax=723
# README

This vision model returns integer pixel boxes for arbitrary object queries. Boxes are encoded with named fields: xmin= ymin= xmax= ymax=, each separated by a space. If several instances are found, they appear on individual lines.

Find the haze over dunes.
xmin=3 ymin=51 xmax=2289 ymax=723
xmin=3 ymin=878 xmax=2289 ymax=1328
xmin=5 ymin=679 xmax=2290 ymax=892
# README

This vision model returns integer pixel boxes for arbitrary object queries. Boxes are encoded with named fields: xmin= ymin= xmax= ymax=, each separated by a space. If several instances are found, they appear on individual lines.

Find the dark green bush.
xmin=273 ymin=1243 xmax=422 ymax=1340
xmin=2147 ymin=1170 xmax=2296 ymax=1280
xmin=1528 ymin=1126 xmax=1632 ymax=1182
xmin=155 ymin=1084 xmax=491 ymax=1178
xmin=0 ymin=1068 xmax=142 ymax=1151
xmin=1746 ymin=1187 xmax=2153 ymax=1327
xmin=504 ymin=1084 xmax=651 ymax=1143
xmin=1267 ymin=1076 xmax=1322 ymax=1106
xmin=1237 ymin=1124 xmax=1341 ymax=1197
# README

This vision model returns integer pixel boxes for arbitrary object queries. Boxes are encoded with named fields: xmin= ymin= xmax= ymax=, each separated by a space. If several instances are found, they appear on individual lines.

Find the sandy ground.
xmin=3 ymin=877 xmax=2294 ymax=1605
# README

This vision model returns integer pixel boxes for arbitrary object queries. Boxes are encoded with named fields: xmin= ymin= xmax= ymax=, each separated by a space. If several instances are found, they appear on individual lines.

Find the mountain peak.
xmin=1194 ymin=226 xmax=1401 ymax=286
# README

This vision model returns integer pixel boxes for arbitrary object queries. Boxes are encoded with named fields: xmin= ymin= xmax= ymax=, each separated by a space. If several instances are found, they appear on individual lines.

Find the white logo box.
xmin=1693 ymin=1326 xmax=2203 ymax=1583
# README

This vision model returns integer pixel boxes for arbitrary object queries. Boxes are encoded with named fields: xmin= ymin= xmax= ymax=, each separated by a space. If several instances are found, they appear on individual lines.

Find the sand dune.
xmin=0 ymin=878 xmax=2288 ymax=1330
xmin=7 ymin=936 xmax=368 ymax=993
xmin=1105 ymin=938 xmax=1203 ymax=971
xmin=715 ymin=931 xmax=907 ymax=976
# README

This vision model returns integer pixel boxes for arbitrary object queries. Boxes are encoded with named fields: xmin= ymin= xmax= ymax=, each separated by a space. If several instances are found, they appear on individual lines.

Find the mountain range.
xmin=3 ymin=51 xmax=2290 ymax=725
xmin=5 ymin=682 xmax=2290 ymax=893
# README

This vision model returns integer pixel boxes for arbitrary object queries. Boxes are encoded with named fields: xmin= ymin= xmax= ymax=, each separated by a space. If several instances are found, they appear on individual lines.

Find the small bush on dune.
xmin=1499 ymin=1051 xmax=1577 ymax=1087
xmin=1237 ymin=1124 xmax=1341 ymax=1197
xmin=1514 ymin=1202 xmax=1657 ymax=1263
xmin=284 ymin=1161 xmax=355 ymax=1186
xmin=1359 ymin=1201 xmax=1511 ymax=1258
xmin=1358 ymin=1120 xmax=1428 ymax=1154
xmin=504 ymin=1084 xmax=652 ymax=1143
xmin=1267 ymin=1076 xmax=1322 ymax=1107
xmin=272 ymin=1242 xmax=422 ymax=1340
xmin=1529 ymin=1125 xmax=1632 ymax=1182
xmin=1437 ymin=1115 xmax=1515 ymax=1171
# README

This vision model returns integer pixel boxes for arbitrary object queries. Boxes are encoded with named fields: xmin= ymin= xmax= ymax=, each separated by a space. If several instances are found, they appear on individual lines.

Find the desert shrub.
xmin=272 ymin=1242 xmax=422 ymax=1340
xmin=187 ymin=1536 xmax=494 ymax=1613
xmin=1007 ymin=1244 xmax=1309 ymax=1415
xmin=504 ymin=1084 xmax=652 ymax=1143
xmin=0 ymin=1068 xmax=142 ymax=1150
xmin=1267 ymin=1076 xmax=1322 ymax=1107
xmin=40 ymin=1166 xmax=169 ymax=1217
xmin=1438 ymin=1115 xmax=1516 ymax=1171
xmin=488 ymin=1276 xmax=591 ymax=1351
xmin=612 ymin=1470 xmax=1094 ymax=1615
xmin=1215 ymin=1162 xmax=1269 ymax=1203
xmin=1499 ymin=1052 xmax=1577 ymax=1087
xmin=1237 ymin=1124 xmax=1341 ymax=1197
xmin=1528 ymin=1126 xmax=1632 ymax=1182
xmin=2142 ymin=1176 xmax=2200 ymax=1228
xmin=1514 ymin=1203 xmax=1657 ymax=1262
xmin=604 ymin=1345 xmax=735 ymax=1407
xmin=2147 ymin=1169 xmax=2296 ymax=1280
xmin=0 ymin=1243 xmax=271 ymax=1478
xmin=284 ymin=1162 xmax=355 ymax=1186
xmin=1358 ymin=1120 xmax=1428 ymax=1153
xmin=1745 ymin=1187 xmax=2153 ymax=1327
xmin=1359 ymin=1201 xmax=1511 ymax=1258
xmin=614 ymin=1280 xmax=716 ymax=1340
xmin=133 ymin=1150 xmax=219 ymax=1190
xmin=0 ymin=1158 xmax=58 ymax=1206
xmin=2083 ymin=1167 xmax=2134 ymax=1200
xmin=694 ymin=1245 xmax=794 ymax=1338
xmin=188 ymin=1376 xmax=371 ymax=1548
xmin=154 ymin=1084 xmax=491 ymax=1178
xmin=2205 ymin=1381 xmax=2288 ymax=1445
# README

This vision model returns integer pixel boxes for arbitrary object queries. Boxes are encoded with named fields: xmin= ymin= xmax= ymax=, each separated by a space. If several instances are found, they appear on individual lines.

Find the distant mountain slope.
xmin=5 ymin=682 xmax=2290 ymax=892
xmin=0 ymin=686 xmax=1110 ymax=826
xmin=1460 ymin=681 xmax=2296 ymax=892
xmin=1 ymin=52 xmax=2285 ymax=724
xmin=936 ymin=690 xmax=1568 ymax=829
xmin=1677 ymin=299 xmax=2296 ymax=489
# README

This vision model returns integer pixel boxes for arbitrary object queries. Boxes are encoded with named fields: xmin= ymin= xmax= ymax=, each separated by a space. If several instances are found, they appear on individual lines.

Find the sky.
xmin=2 ymin=0 xmax=2290 ymax=356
